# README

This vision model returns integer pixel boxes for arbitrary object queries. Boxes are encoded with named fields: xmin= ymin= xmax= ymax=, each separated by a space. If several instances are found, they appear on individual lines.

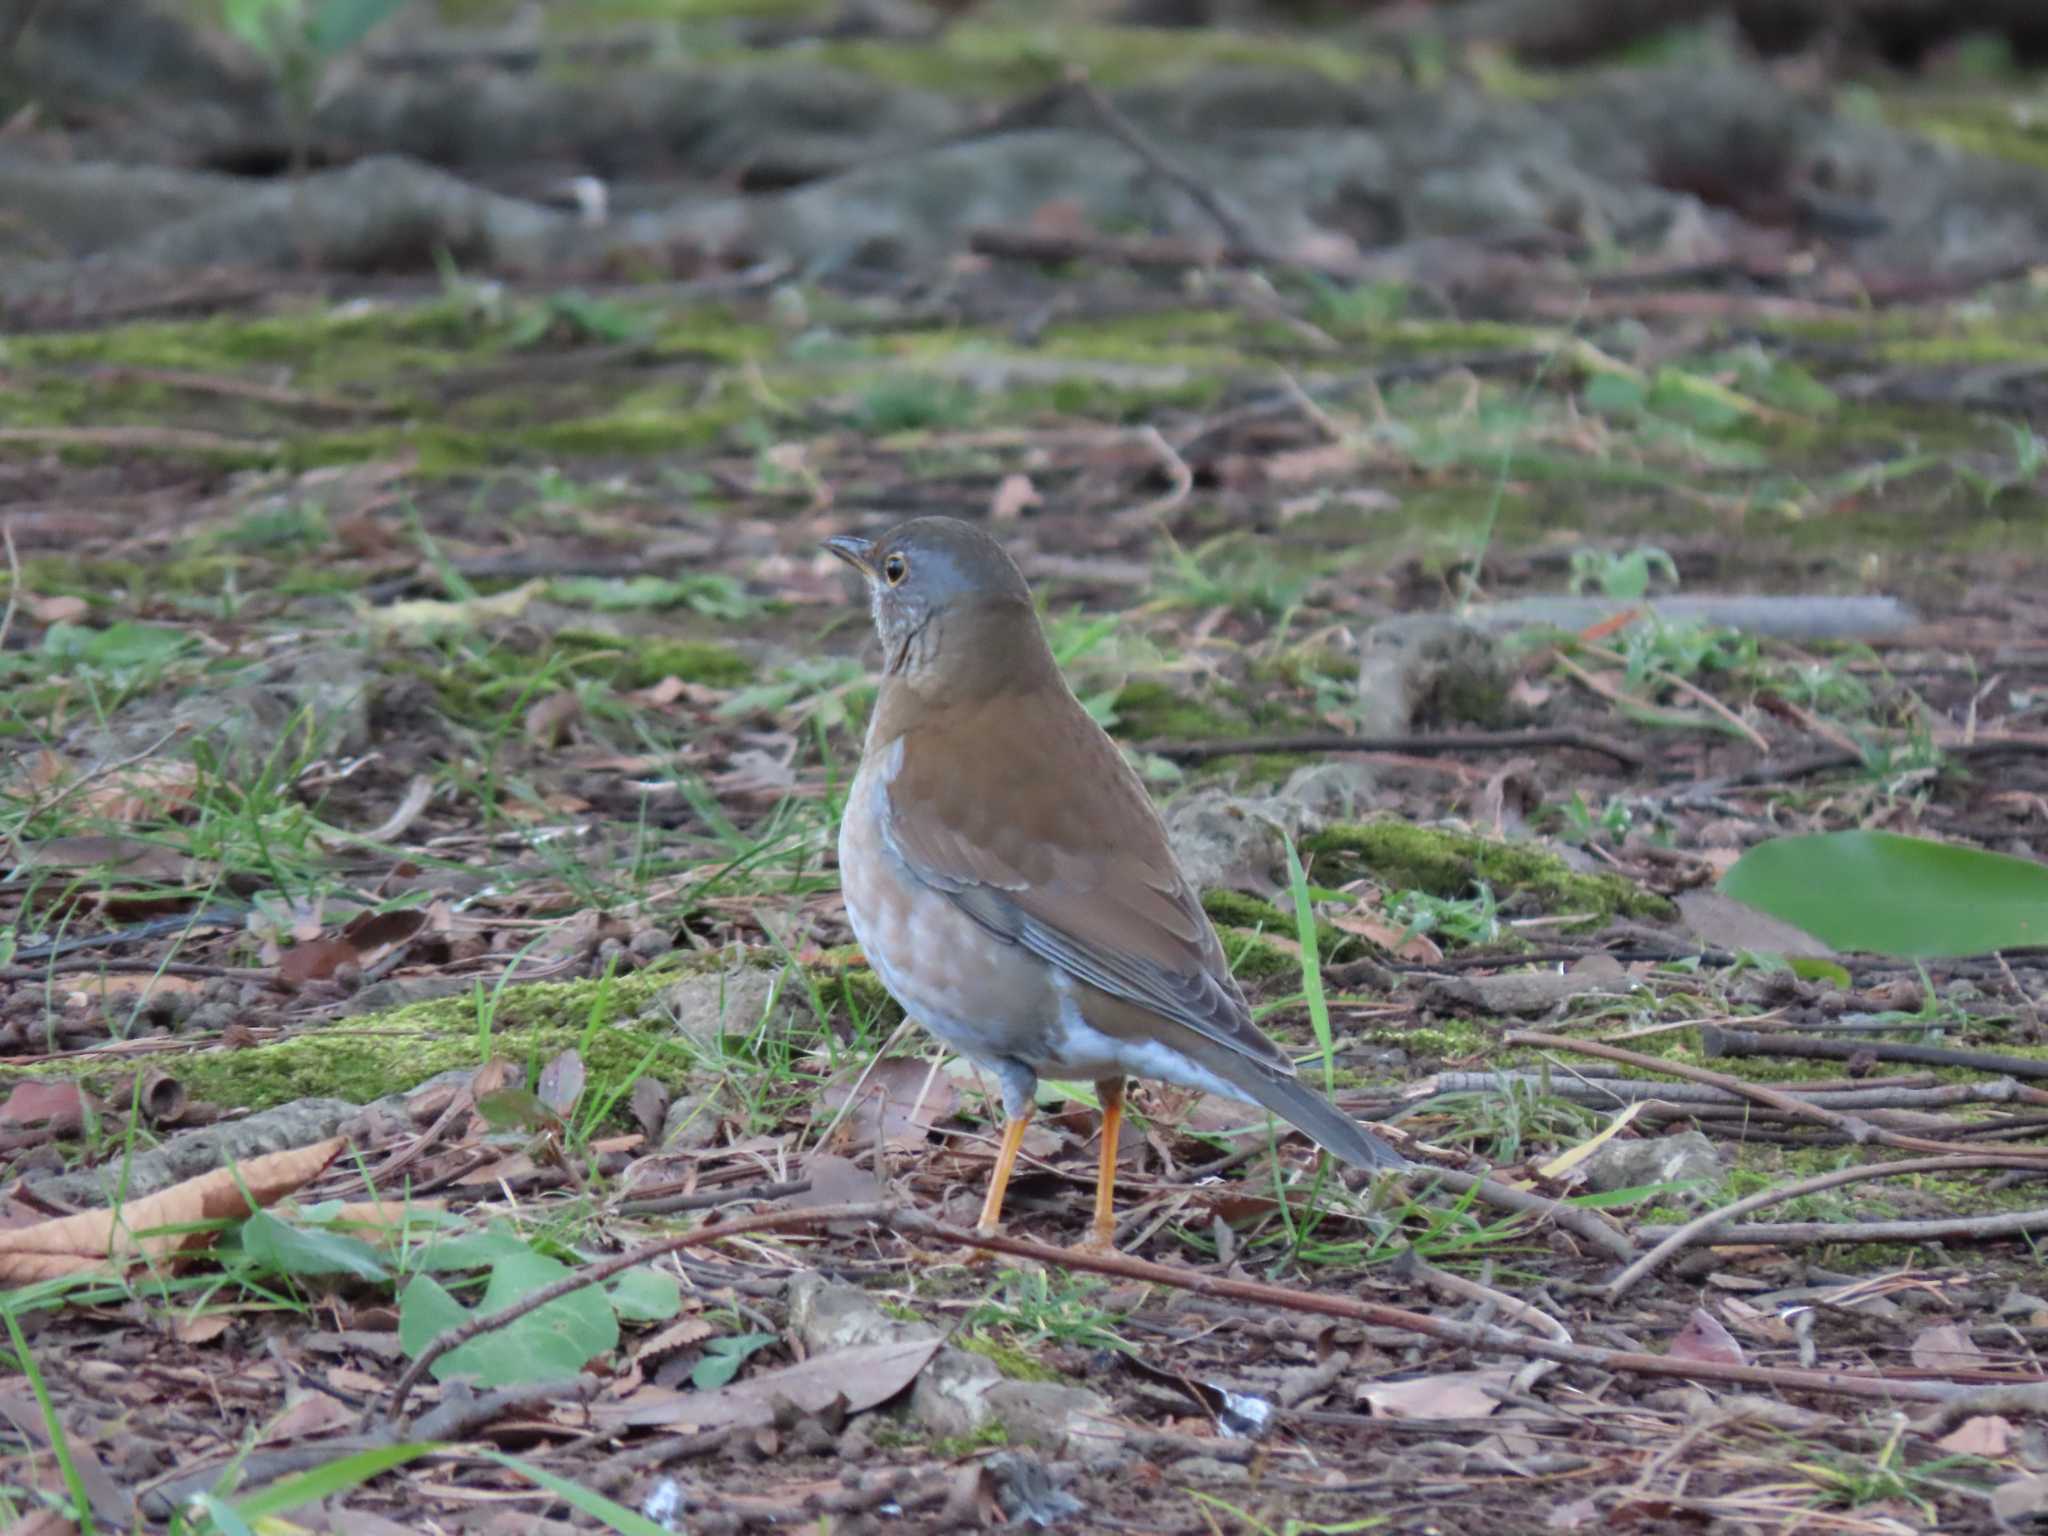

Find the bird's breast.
xmin=838 ymin=757 xmax=1059 ymax=1066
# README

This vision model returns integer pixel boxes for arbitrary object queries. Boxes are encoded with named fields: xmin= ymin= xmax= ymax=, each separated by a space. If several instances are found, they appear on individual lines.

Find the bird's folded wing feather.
xmin=872 ymin=692 xmax=1294 ymax=1076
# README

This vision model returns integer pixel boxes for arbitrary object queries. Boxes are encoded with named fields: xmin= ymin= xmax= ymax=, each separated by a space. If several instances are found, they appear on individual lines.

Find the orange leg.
xmin=975 ymin=1114 xmax=1033 ymax=1235
xmin=1084 ymin=1077 xmax=1125 ymax=1252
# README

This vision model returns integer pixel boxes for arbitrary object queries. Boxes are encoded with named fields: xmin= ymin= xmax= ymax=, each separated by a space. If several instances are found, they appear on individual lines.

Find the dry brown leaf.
xmin=1938 ymin=1414 xmax=2015 ymax=1456
xmin=820 ymin=1056 xmax=956 ymax=1147
xmin=1909 ymin=1321 xmax=1986 ymax=1372
xmin=1357 ymin=1368 xmax=1512 ymax=1419
xmin=78 ymin=760 xmax=198 ymax=823
xmin=279 ymin=936 xmax=359 ymax=984
xmin=1328 ymin=899 xmax=1441 ymax=963
xmin=1262 ymin=442 xmax=1360 ymax=484
xmin=988 ymin=472 xmax=1040 ymax=523
xmin=24 ymin=593 xmax=89 ymax=623
xmin=523 ymin=689 xmax=583 ymax=747
xmin=256 ymin=1391 xmax=357 ymax=1444
xmin=0 ymin=1081 xmax=95 ymax=1134
xmin=15 ymin=835 xmax=191 ymax=883
xmin=591 ymin=1337 xmax=941 ymax=1430
xmin=1716 ymin=1295 xmax=1793 ymax=1343
xmin=0 ymin=1137 xmax=346 ymax=1281
xmin=1667 ymin=1307 xmax=1745 ymax=1367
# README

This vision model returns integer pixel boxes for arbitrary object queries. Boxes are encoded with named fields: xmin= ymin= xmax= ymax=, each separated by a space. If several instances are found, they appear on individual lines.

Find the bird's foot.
xmin=1068 ymin=1223 xmax=1121 ymax=1260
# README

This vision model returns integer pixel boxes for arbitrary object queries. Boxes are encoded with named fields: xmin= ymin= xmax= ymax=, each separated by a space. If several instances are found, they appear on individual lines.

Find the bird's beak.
xmin=823 ymin=534 xmax=876 ymax=576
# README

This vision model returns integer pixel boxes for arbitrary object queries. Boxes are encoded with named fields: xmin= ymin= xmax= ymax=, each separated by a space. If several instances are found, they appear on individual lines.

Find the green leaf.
xmin=42 ymin=620 xmax=195 ymax=671
xmin=1722 ymin=830 xmax=2048 ymax=957
xmin=229 ymin=1442 xmax=440 ymax=1520
xmin=1786 ymin=955 xmax=1854 ymax=989
xmin=1647 ymin=367 xmax=1750 ymax=435
xmin=239 ymin=1210 xmax=390 ymax=1281
xmin=692 ymin=1331 xmax=777 ymax=1390
xmin=607 ymin=1267 xmax=682 ymax=1324
xmin=400 ymin=1260 xmax=616 ymax=1389
xmin=474 ymin=1449 xmax=678 ymax=1535
xmin=304 ymin=0 xmax=409 ymax=55
xmin=1283 ymin=838 xmax=1336 ymax=1095
xmin=1582 ymin=371 xmax=1646 ymax=416
xmin=414 ymin=1224 xmax=540 ymax=1272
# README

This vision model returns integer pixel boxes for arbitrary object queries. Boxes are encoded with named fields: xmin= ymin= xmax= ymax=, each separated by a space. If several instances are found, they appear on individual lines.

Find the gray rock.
xmin=659 ymin=1087 xmax=727 ymax=1151
xmin=649 ymin=959 xmax=802 ymax=1047
xmin=1163 ymin=788 xmax=1294 ymax=897
xmin=27 ymin=1097 xmax=359 ymax=1206
xmin=176 ymin=647 xmax=375 ymax=760
xmin=1170 ymin=1455 xmax=1252 ymax=1484
xmin=984 ymin=1381 xmax=1122 ymax=1456
xmin=1582 ymin=1131 xmax=1724 ymax=1201
xmin=1424 ymin=969 xmax=1632 ymax=1018
xmin=1276 ymin=760 xmax=1379 ymax=826
xmin=789 ymin=1276 xmax=937 ymax=1354
xmin=1465 ymin=594 xmax=1916 ymax=643
xmin=785 ymin=1277 xmax=1118 ymax=1456
xmin=1355 ymin=615 xmax=1512 ymax=735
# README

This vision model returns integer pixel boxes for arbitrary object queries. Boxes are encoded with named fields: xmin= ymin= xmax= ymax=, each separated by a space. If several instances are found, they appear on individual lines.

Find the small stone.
xmin=659 ymin=1088 xmax=726 ymax=1150
xmin=650 ymin=960 xmax=802 ymax=1047
xmin=1169 ymin=1455 xmax=1251 ymax=1484
xmin=1355 ymin=614 xmax=1512 ymax=735
xmin=1162 ymin=788 xmax=1295 ymax=897
xmin=629 ymin=927 xmax=674 ymax=962
xmin=1582 ymin=1130 xmax=1724 ymax=1202
xmin=1276 ymin=760 xmax=1379 ymax=827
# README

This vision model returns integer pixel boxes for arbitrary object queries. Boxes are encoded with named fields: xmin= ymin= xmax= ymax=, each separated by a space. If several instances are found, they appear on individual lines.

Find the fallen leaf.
xmin=13 ymin=835 xmax=191 ymax=883
xmin=820 ymin=1056 xmax=956 ymax=1147
xmin=1993 ymin=1473 xmax=2048 ymax=1526
xmin=0 ymin=1082 xmax=95 ymax=1132
xmin=360 ymin=579 xmax=545 ymax=639
xmin=523 ymin=690 xmax=583 ymax=747
xmin=1667 ymin=1307 xmax=1745 ymax=1367
xmin=591 ymin=1337 xmax=941 ymax=1430
xmin=1328 ymin=898 xmax=1441 ymax=963
xmin=1357 ymin=1368 xmax=1512 ymax=1419
xmin=26 ymin=593 xmax=89 ymax=623
xmin=988 ymin=472 xmax=1040 ymax=522
xmin=1910 ymin=1321 xmax=1985 ymax=1372
xmin=1716 ymin=1296 xmax=1794 ymax=1343
xmin=279 ymin=937 xmax=359 ymax=985
xmin=0 ymin=1138 xmax=346 ymax=1282
xmin=1937 ymin=1415 xmax=2014 ymax=1456
xmin=1261 ymin=442 xmax=1359 ymax=484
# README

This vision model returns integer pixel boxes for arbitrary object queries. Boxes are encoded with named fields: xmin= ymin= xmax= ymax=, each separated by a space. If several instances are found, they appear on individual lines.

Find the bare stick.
xmin=388 ymin=1200 xmax=1979 ymax=1423
xmin=1506 ymin=1031 xmax=2048 ymax=1161
xmin=1608 ymin=1152 xmax=2048 ymax=1300
xmin=1635 ymin=1207 xmax=2048 ymax=1247
xmin=1144 ymin=728 xmax=1647 ymax=769
xmin=1702 ymin=1024 xmax=2048 ymax=1084
xmin=1066 ymin=71 xmax=1280 ymax=266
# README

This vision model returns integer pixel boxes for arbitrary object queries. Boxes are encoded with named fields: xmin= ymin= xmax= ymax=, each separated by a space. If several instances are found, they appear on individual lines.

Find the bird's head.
xmin=824 ymin=516 xmax=1039 ymax=683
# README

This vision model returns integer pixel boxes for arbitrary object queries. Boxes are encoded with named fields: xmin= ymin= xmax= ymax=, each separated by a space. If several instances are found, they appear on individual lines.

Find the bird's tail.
xmin=1236 ymin=1068 xmax=1411 ymax=1173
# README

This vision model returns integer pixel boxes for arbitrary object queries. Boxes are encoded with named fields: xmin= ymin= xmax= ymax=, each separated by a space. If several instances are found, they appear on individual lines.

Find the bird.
xmin=826 ymin=515 xmax=1409 ymax=1252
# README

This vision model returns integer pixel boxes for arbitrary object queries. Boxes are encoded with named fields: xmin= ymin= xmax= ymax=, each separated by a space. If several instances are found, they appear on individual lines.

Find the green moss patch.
xmin=1304 ymin=821 xmax=1675 ymax=923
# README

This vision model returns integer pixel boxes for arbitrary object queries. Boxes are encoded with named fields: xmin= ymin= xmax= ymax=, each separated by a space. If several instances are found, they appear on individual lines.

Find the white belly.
xmin=838 ymin=759 xmax=1059 ymax=1069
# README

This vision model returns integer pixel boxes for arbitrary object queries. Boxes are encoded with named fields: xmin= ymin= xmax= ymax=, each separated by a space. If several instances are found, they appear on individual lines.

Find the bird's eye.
xmin=881 ymin=552 xmax=908 ymax=585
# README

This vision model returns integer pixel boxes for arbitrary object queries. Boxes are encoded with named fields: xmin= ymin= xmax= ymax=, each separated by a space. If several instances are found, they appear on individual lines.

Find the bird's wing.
xmin=869 ymin=689 xmax=1295 ymax=1077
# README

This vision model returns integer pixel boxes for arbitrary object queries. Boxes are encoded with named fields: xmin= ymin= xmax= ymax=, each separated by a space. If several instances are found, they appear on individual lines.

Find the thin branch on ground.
xmin=389 ymin=1200 xmax=1988 ymax=1426
xmin=1065 ymin=72 xmax=1278 ymax=267
xmin=1143 ymin=728 xmax=1648 ymax=768
xmin=1505 ymin=1030 xmax=2048 ymax=1160
xmin=1608 ymin=1152 xmax=2048 ymax=1299
xmin=1701 ymin=1024 xmax=2048 ymax=1083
